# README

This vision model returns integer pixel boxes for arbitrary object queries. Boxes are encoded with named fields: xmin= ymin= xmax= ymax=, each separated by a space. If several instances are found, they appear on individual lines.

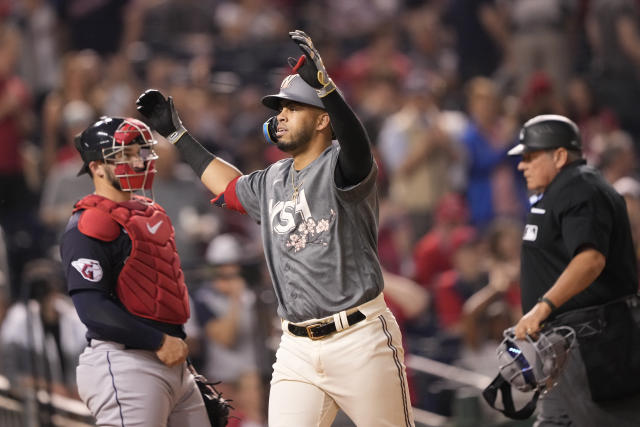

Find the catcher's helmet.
xmin=75 ymin=116 xmax=158 ymax=193
xmin=508 ymin=114 xmax=581 ymax=156
xmin=497 ymin=326 xmax=575 ymax=393
xmin=482 ymin=326 xmax=575 ymax=420
xmin=261 ymin=74 xmax=324 ymax=110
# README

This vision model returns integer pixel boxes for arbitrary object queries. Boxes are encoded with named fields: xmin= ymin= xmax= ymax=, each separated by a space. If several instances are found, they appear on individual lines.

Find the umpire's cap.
xmin=262 ymin=74 xmax=325 ymax=110
xmin=508 ymin=114 xmax=581 ymax=156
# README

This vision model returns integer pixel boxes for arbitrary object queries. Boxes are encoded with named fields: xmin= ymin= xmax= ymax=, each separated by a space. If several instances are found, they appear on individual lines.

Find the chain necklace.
xmin=291 ymin=169 xmax=304 ymax=203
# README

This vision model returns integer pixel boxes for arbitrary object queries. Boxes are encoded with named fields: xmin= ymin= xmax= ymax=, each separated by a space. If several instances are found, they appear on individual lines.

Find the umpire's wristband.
xmin=538 ymin=296 xmax=557 ymax=312
xmin=174 ymin=132 xmax=215 ymax=178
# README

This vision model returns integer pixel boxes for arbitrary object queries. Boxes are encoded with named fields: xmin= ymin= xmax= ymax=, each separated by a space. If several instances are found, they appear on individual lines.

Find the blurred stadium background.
xmin=0 ymin=0 xmax=639 ymax=426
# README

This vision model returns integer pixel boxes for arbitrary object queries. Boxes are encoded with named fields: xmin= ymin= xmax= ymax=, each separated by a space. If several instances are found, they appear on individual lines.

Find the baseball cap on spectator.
xmin=205 ymin=233 xmax=244 ymax=266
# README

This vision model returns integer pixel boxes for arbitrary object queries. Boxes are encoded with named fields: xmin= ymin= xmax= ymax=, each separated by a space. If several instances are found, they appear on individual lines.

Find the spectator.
xmin=377 ymin=75 xmax=462 ymax=240
xmin=0 ymin=258 xmax=86 ymax=397
xmin=586 ymin=0 xmax=640 ymax=140
xmin=41 ymin=50 xmax=102 ymax=175
xmin=433 ymin=233 xmax=486 ymax=333
xmin=55 ymin=0 xmax=131 ymax=55
xmin=596 ymin=130 xmax=637 ymax=185
xmin=565 ymin=75 xmax=619 ymax=165
xmin=413 ymin=192 xmax=476 ymax=290
xmin=189 ymin=234 xmax=266 ymax=427
xmin=39 ymin=100 xmax=96 ymax=242
xmin=459 ymin=77 xmax=525 ymax=229
xmin=460 ymin=218 xmax=522 ymax=352
xmin=14 ymin=0 xmax=60 ymax=106
xmin=443 ymin=0 xmax=508 ymax=86
xmin=0 ymin=21 xmax=40 ymax=295
xmin=506 ymin=0 xmax=576 ymax=94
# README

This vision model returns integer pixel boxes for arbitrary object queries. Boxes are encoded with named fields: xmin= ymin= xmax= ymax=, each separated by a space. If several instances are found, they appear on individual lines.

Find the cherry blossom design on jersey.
xmin=286 ymin=209 xmax=335 ymax=252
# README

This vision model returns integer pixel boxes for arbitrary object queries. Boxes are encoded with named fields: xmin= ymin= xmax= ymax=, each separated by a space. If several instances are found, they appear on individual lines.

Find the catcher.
xmin=60 ymin=116 xmax=230 ymax=427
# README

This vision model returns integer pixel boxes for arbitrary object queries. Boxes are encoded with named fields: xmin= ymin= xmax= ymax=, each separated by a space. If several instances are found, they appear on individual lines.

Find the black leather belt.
xmin=288 ymin=310 xmax=366 ymax=340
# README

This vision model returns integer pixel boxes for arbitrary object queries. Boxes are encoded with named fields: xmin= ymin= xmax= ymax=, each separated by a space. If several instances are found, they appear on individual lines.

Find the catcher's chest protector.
xmin=74 ymin=194 xmax=190 ymax=324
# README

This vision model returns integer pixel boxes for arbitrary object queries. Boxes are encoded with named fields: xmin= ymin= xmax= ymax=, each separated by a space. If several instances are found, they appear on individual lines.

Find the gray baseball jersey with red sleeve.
xmin=235 ymin=143 xmax=383 ymax=323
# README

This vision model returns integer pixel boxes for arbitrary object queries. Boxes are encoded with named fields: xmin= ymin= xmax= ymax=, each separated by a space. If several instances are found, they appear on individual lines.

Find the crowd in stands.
xmin=1 ymin=0 xmax=640 ymax=425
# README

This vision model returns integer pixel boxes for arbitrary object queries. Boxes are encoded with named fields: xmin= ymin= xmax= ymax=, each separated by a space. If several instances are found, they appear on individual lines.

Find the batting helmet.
xmin=508 ymin=114 xmax=581 ymax=156
xmin=76 ymin=116 xmax=158 ymax=192
xmin=261 ymin=74 xmax=324 ymax=110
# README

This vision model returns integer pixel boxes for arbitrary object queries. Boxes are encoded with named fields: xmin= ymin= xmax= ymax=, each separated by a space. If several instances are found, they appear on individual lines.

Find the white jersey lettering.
xmin=269 ymin=189 xmax=312 ymax=234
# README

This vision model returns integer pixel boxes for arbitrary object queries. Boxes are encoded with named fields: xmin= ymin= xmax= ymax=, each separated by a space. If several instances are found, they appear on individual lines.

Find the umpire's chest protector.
xmin=74 ymin=194 xmax=190 ymax=324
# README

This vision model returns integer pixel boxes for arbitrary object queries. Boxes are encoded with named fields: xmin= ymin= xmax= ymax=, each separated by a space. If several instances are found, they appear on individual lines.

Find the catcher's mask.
xmin=76 ymin=117 xmax=158 ymax=200
xmin=482 ymin=326 xmax=575 ymax=420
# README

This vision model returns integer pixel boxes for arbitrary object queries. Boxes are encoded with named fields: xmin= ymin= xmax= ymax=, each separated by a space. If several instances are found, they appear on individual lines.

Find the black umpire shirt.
xmin=520 ymin=160 xmax=638 ymax=316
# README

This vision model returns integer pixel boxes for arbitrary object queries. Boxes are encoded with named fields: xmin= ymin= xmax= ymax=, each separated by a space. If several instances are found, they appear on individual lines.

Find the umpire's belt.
xmin=288 ymin=310 xmax=366 ymax=340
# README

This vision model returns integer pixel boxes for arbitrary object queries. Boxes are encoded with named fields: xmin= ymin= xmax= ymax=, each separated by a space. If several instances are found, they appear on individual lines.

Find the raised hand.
xmin=288 ymin=30 xmax=336 ymax=97
xmin=136 ymin=89 xmax=187 ymax=144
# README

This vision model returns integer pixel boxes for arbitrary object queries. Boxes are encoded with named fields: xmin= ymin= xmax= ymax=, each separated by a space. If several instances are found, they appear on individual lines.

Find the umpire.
xmin=509 ymin=114 xmax=640 ymax=426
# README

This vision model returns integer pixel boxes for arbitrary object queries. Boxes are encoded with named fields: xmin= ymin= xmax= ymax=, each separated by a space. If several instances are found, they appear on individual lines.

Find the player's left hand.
xmin=288 ymin=29 xmax=336 ymax=97
xmin=136 ymin=89 xmax=187 ymax=144
xmin=156 ymin=334 xmax=189 ymax=367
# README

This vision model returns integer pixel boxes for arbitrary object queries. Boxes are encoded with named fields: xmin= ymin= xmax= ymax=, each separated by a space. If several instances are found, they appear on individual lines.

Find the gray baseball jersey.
xmin=236 ymin=143 xmax=383 ymax=322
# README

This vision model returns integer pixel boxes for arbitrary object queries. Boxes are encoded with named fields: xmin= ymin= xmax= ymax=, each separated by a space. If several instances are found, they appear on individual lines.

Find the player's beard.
xmin=276 ymin=125 xmax=313 ymax=154
xmin=104 ymin=166 xmax=123 ymax=191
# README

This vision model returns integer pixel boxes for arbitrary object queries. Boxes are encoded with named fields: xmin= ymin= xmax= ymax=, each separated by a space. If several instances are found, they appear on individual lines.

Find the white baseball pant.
xmin=269 ymin=293 xmax=415 ymax=426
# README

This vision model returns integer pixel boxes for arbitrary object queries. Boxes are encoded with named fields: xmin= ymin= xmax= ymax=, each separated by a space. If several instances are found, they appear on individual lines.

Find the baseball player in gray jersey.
xmin=136 ymin=30 xmax=414 ymax=426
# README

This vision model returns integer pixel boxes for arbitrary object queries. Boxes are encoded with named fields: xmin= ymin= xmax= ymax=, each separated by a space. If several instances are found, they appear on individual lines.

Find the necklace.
xmin=291 ymin=169 xmax=304 ymax=203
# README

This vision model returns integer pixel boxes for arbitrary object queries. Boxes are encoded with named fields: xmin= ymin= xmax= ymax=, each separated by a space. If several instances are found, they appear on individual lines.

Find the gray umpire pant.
xmin=535 ymin=343 xmax=640 ymax=427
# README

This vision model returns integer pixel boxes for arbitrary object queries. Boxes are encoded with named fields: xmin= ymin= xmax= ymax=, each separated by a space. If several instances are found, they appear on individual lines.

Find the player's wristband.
xmin=317 ymin=78 xmax=337 ymax=98
xmin=538 ymin=296 xmax=557 ymax=312
xmin=174 ymin=132 xmax=216 ymax=178
xmin=166 ymin=125 xmax=188 ymax=145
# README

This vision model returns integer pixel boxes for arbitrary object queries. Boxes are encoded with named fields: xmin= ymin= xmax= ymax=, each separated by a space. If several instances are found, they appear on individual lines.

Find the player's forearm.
xmin=321 ymin=90 xmax=373 ymax=186
xmin=542 ymin=248 xmax=606 ymax=309
xmin=71 ymin=290 xmax=165 ymax=350
xmin=174 ymin=133 xmax=242 ymax=196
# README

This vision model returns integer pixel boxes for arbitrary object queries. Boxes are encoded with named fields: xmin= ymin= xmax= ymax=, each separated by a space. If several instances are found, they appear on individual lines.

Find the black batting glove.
xmin=288 ymin=30 xmax=336 ymax=98
xmin=136 ymin=89 xmax=187 ymax=144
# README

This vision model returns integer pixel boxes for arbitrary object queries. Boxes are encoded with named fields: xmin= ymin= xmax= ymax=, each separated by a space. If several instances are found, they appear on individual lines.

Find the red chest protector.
xmin=73 ymin=194 xmax=190 ymax=324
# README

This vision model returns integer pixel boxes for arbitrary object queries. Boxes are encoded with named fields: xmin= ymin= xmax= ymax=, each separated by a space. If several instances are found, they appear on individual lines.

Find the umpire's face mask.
xmin=482 ymin=326 xmax=575 ymax=420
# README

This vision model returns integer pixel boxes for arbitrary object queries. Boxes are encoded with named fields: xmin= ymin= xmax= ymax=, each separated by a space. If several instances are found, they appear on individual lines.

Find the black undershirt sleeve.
xmin=321 ymin=90 xmax=374 ymax=188
xmin=71 ymin=289 xmax=165 ymax=350
xmin=174 ymin=133 xmax=216 ymax=178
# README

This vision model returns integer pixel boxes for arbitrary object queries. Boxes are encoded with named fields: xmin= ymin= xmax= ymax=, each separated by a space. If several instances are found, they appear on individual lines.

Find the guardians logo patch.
xmin=71 ymin=258 xmax=103 ymax=282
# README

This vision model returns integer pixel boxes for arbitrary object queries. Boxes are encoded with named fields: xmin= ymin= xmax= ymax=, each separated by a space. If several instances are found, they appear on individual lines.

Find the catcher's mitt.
xmin=188 ymin=362 xmax=233 ymax=427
